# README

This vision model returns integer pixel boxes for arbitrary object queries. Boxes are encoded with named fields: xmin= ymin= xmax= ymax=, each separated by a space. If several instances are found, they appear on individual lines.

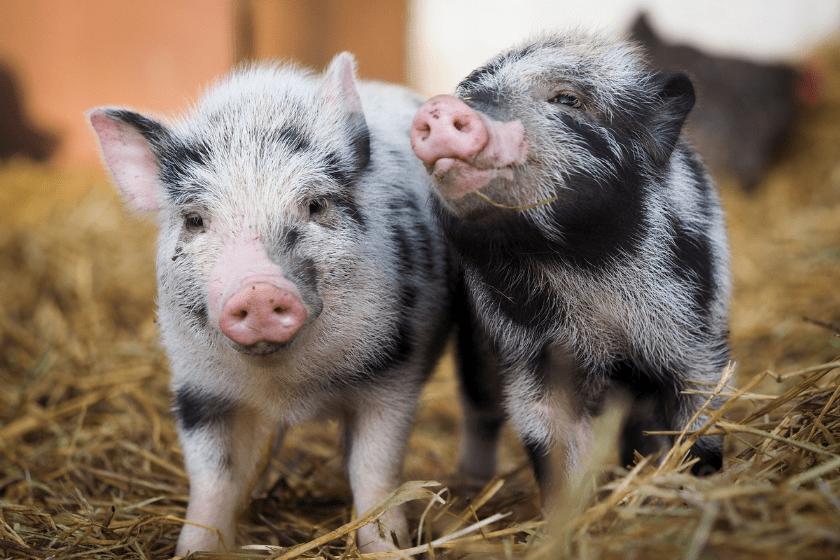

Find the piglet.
xmin=90 ymin=53 xmax=454 ymax=555
xmin=411 ymin=32 xmax=731 ymax=504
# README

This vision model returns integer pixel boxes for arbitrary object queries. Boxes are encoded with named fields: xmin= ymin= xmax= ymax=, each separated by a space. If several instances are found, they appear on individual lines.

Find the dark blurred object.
xmin=630 ymin=13 xmax=818 ymax=190
xmin=0 ymin=62 xmax=59 ymax=162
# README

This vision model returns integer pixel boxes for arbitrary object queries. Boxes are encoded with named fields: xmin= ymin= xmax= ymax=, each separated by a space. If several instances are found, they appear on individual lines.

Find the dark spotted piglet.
xmin=411 ymin=32 xmax=731 ymax=502
xmin=89 ymin=54 xmax=454 ymax=555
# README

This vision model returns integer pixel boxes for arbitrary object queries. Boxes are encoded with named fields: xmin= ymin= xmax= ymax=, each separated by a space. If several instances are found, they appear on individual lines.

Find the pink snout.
xmin=218 ymin=282 xmax=307 ymax=347
xmin=411 ymin=94 xmax=489 ymax=166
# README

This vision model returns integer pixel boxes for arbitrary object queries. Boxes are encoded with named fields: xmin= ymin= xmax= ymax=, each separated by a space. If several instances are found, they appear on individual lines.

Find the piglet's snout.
xmin=219 ymin=282 xmax=307 ymax=346
xmin=411 ymin=94 xmax=489 ymax=166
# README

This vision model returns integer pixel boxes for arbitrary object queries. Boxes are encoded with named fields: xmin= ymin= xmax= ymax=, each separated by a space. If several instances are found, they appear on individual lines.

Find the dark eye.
xmin=548 ymin=92 xmax=581 ymax=108
xmin=309 ymin=198 xmax=329 ymax=217
xmin=184 ymin=213 xmax=205 ymax=232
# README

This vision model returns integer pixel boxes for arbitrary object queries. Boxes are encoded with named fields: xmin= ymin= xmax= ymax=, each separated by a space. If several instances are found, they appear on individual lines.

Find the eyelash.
xmin=548 ymin=92 xmax=582 ymax=108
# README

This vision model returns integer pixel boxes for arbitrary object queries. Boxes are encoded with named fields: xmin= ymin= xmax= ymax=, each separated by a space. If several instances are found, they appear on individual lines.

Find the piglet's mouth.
xmin=428 ymin=157 xmax=519 ymax=199
xmin=229 ymin=338 xmax=294 ymax=357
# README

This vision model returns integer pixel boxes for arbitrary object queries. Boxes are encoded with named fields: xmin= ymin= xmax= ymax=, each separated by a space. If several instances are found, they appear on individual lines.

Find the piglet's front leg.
xmin=344 ymin=389 xmax=419 ymax=553
xmin=174 ymin=388 xmax=273 ymax=556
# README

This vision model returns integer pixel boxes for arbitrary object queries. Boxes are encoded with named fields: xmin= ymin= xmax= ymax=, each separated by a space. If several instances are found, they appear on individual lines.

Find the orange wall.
xmin=242 ymin=0 xmax=408 ymax=84
xmin=1 ymin=1 xmax=409 ymax=167
xmin=0 ymin=1 xmax=235 ymax=166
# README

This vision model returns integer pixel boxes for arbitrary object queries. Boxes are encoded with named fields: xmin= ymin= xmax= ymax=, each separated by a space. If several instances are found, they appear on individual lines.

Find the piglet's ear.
xmin=321 ymin=52 xmax=365 ymax=114
xmin=88 ymin=107 xmax=166 ymax=212
xmin=321 ymin=52 xmax=370 ymax=169
xmin=645 ymin=71 xmax=695 ymax=165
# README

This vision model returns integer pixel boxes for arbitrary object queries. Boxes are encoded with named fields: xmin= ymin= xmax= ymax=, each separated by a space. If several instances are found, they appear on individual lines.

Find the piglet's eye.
xmin=548 ymin=92 xmax=582 ymax=108
xmin=185 ymin=213 xmax=205 ymax=232
xmin=309 ymin=198 xmax=329 ymax=217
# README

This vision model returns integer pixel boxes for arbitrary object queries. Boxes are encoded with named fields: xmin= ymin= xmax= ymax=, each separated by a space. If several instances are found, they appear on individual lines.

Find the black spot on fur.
xmin=391 ymin=224 xmax=414 ymax=279
xmin=282 ymin=228 xmax=300 ymax=253
xmin=169 ymin=245 xmax=209 ymax=328
xmin=357 ymin=308 xmax=414 ymax=380
xmin=667 ymin=217 xmax=715 ymax=315
xmin=552 ymin=113 xmax=615 ymax=163
xmin=291 ymin=257 xmax=320 ymax=301
xmin=332 ymin=193 xmax=366 ymax=231
xmin=386 ymin=193 xmax=420 ymax=214
xmin=155 ymin=135 xmax=211 ymax=205
xmin=385 ymin=191 xmax=431 ymax=269
xmin=433 ymin=167 xmax=646 ymax=327
xmin=397 ymin=283 xmax=418 ymax=314
xmin=433 ymin=202 xmax=557 ymax=332
xmin=683 ymin=150 xmax=715 ymax=221
xmin=415 ymin=219 xmax=435 ymax=274
xmin=321 ymin=151 xmax=366 ymax=231
xmin=186 ymin=301 xmax=208 ymax=328
xmin=158 ymin=144 xmax=211 ymax=205
xmin=550 ymin=165 xmax=648 ymax=267
xmin=351 ymin=123 xmax=371 ymax=170
xmin=455 ymin=279 xmax=504 ymax=409
xmin=323 ymin=151 xmax=351 ymax=186
xmin=458 ymin=43 xmax=540 ymax=93
xmin=269 ymin=123 xmax=311 ymax=153
xmin=173 ymin=385 xmax=234 ymax=432
xmin=354 ymin=223 xmax=422 ymax=380
xmin=459 ymin=64 xmax=498 ymax=93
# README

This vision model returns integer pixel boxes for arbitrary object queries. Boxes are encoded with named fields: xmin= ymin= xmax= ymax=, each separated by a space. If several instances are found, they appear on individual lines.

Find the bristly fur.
xmin=435 ymin=31 xmax=730 ymax=492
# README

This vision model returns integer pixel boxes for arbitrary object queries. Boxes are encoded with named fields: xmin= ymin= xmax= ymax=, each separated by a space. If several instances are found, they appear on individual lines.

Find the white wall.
xmin=407 ymin=0 xmax=840 ymax=96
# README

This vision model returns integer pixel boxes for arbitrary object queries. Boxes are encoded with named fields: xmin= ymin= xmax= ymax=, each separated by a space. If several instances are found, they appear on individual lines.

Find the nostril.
xmin=453 ymin=118 xmax=466 ymax=132
xmin=240 ymin=310 xmax=248 ymax=319
xmin=273 ymin=307 xmax=283 ymax=314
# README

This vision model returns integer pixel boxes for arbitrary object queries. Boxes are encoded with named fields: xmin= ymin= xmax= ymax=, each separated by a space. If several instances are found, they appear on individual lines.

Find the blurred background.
xmin=1 ymin=0 xmax=839 ymax=168
xmin=1 ymin=4 xmax=840 ymax=555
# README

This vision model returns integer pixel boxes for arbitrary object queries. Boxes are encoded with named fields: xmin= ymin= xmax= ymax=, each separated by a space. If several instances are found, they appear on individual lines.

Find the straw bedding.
xmin=2 ymin=41 xmax=840 ymax=559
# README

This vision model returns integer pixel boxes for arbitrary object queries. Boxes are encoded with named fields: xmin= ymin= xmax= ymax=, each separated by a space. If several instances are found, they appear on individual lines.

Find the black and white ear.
xmin=645 ymin=71 xmax=695 ymax=165
xmin=320 ymin=52 xmax=371 ymax=169
xmin=88 ymin=108 xmax=170 ymax=212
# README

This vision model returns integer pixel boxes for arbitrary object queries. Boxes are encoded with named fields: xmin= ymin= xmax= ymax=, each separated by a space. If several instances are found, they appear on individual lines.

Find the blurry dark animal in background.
xmin=629 ymin=13 xmax=821 ymax=189
xmin=0 ymin=62 xmax=59 ymax=162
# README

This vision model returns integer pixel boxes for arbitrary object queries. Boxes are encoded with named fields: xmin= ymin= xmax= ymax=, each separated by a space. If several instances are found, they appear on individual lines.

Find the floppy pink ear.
xmin=320 ymin=51 xmax=364 ymax=115
xmin=88 ymin=107 xmax=162 ymax=212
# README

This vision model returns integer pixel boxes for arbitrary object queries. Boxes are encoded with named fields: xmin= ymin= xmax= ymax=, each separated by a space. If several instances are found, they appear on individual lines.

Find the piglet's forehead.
xmin=175 ymin=69 xmax=349 ymax=153
xmin=463 ymin=37 xmax=648 ymax=90
xmin=167 ymin=120 xmax=353 ymax=206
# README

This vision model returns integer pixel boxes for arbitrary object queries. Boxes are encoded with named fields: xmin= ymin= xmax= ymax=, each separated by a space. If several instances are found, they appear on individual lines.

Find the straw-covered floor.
xmin=2 ymin=41 xmax=840 ymax=559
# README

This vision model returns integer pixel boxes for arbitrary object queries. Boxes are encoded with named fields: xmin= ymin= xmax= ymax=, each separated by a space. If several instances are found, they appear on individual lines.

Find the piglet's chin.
xmin=431 ymin=158 xmax=516 ymax=200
